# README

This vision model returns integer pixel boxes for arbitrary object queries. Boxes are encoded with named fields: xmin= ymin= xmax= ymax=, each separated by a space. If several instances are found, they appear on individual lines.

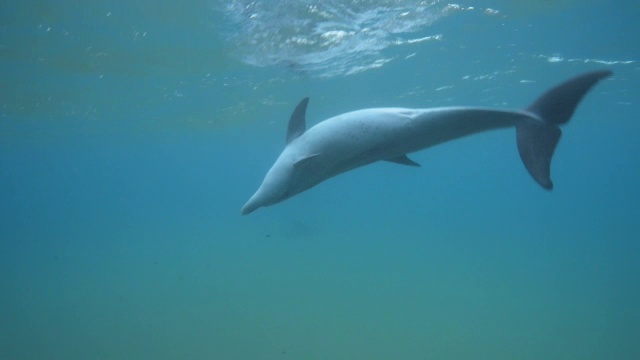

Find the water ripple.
xmin=219 ymin=0 xmax=469 ymax=77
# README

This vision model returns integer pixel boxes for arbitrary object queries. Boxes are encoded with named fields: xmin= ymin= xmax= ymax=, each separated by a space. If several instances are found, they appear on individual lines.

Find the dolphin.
xmin=241 ymin=70 xmax=612 ymax=215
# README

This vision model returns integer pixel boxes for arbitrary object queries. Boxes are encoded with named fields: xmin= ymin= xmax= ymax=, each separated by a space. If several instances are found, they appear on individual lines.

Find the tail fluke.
xmin=517 ymin=70 xmax=613 ymax=189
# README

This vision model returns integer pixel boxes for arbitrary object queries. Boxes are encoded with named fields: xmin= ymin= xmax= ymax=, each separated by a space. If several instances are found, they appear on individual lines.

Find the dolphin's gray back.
xmin=279 ymin=106 xmax=534 ymax=198
xmin=296 ymin=107 xmax=530 ymax=170
xmin=405 ymin=107 xmax=533 ymax=151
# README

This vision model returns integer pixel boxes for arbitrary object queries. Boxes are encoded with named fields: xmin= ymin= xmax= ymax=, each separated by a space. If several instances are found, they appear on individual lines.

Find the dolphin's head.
xmin=242 ymin=97 xmax=315 ymax=215
xmin=241 ymin=153 xmax=296 ymax=215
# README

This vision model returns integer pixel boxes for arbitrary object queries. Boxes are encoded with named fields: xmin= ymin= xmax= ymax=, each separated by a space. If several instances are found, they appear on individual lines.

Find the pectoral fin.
xmin=294 ymin=153 xmax=321 ymax=168
xmin=385 ymin=154 xmax=421 ymax=167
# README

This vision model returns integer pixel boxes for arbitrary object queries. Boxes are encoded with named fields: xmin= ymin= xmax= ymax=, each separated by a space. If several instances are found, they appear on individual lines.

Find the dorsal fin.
xmin=286 ymin=97 xmax=309 ymax=144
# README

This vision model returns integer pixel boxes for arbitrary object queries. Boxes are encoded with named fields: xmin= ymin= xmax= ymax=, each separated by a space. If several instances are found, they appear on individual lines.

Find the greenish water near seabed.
xmin=1 ymin=1 xmax=639 ymax=359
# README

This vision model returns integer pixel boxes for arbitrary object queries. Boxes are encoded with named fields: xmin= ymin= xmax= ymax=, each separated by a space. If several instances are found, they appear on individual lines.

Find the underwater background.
xmin=1 ymin=1 xmax=639 ymax=359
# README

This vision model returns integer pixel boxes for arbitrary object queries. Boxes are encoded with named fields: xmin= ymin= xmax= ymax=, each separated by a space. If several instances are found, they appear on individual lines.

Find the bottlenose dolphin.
xmin=242 ymin=70 xmax=612 ymax=215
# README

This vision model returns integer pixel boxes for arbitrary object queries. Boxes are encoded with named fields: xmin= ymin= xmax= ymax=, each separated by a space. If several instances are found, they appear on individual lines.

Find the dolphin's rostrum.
xmin=242 ymin=70 xmax=612 ymax=215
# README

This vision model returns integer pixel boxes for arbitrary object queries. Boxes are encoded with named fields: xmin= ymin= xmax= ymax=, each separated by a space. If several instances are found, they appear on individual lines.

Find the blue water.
xmin=1 ymin=1 xmax=639 ymax=359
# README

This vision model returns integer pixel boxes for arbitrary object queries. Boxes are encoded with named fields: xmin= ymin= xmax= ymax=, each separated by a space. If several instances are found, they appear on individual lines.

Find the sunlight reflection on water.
xmin=219 ymin=1 xmax=483 ymax=77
